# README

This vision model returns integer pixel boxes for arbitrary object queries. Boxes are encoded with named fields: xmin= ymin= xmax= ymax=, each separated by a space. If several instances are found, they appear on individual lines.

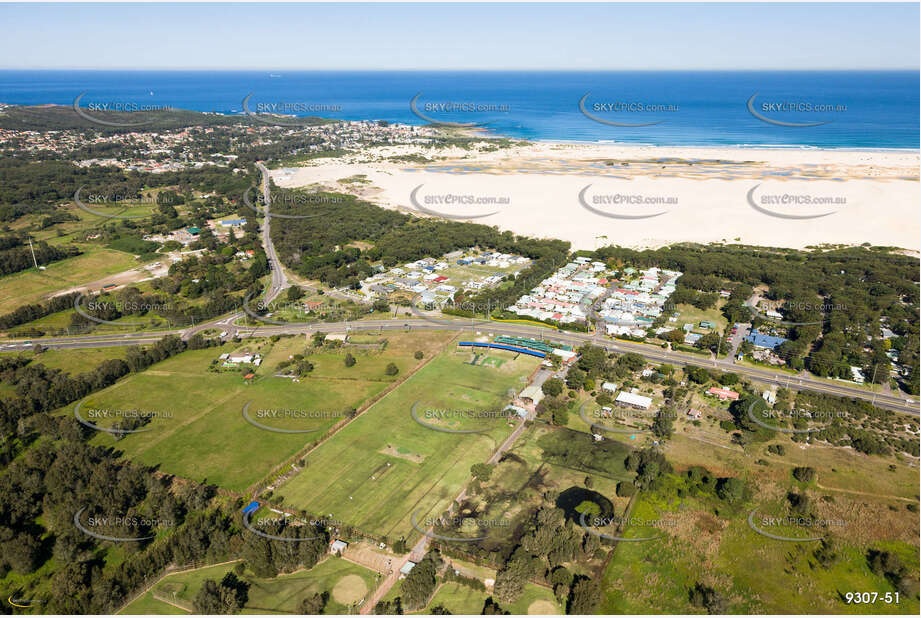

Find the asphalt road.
xmin=5 ymin=315 xmax=918 ymax=416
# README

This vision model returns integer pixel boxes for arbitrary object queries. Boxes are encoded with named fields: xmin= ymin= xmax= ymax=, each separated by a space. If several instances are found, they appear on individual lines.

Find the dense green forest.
xmin=269 ymin=185 xmax=571 ymax=291
xmin=0 ymin=104 xmax=333 ymax=133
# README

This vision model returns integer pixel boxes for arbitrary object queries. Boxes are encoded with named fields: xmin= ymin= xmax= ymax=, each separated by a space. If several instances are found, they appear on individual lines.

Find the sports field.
xmin=81 ymin=333 xmax=453 ymax=491
xmin=274 ymin=347 xmax=541 ymax=541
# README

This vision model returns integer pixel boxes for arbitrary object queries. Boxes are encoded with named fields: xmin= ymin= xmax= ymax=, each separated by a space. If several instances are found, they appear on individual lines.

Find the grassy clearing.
xmin=275 ymin=346 xmax=540 ymax=541
xmin=673 ymin=301 xmax=728 ymax=333
xmin=422 ymin=580 xmax=560 ymax=615
xmin=1 ymin=346 xmax=137 ymax=374
xmin=119 ymin=557 xmax=378 ymax=615
xmin=0 ymin=246 xmax=139 ymax=314
xmin=600 ymin=472 xmax=919 ymax=614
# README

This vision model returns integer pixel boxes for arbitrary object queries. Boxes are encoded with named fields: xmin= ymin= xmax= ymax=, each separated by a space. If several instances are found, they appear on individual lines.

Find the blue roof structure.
xmin=745 ymin=332 xmax=788 ymax=349
xmin=243 ymin=501 xmax=260 ymax=515
xmin=458 ymin=341 xmax=547 ymax=358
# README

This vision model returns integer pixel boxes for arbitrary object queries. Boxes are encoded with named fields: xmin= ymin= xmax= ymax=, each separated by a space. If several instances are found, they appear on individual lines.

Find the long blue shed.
xmin=458 ymin=341 xmax=547 ymax=358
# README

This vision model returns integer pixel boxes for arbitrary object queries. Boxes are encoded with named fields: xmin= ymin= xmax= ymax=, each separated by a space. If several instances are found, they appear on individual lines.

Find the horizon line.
xmin=0 ymin=67 xmax=918 ymax=72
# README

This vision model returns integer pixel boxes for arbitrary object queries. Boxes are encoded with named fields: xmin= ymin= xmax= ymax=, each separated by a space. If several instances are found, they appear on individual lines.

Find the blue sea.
xmin=0 ymin=70 xmax=917 ymax=149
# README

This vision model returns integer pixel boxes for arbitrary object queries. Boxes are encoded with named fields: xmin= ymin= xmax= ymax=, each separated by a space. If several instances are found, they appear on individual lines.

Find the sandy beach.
xmin=272 ymin=141 xmax=920 ymax=252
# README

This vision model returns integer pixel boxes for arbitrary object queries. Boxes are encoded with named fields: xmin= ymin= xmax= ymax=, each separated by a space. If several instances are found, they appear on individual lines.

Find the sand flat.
xmin=273 ymin=141 xmax=920 ymax=252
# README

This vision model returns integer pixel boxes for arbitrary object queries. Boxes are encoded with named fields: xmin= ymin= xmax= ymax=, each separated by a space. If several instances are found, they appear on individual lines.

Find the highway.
xmin=4 ymin=314 xmax=918 ymax=416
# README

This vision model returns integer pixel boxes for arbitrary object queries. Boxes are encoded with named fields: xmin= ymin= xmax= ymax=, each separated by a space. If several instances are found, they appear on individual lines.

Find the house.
xmin=325 ymin=333 xmax=349 ymax=342
xmin=615 ymin=391 xmax=652 ymax=410
xmin=505 ymin=405 xmax=529 ymax=419
xmin=765 ymin=309 xmax=784 ymax=320
xmin=330 ymin=539 xmax=348 ymax=554
xmin=552 ymin=348 xmax=578 ymax=364
xmin=601 ymin=381 xmax=618 ymax=394
xmin=227 ymin=351 xmax=256 ymax=364
xmin=762 ymin=390 xmax=776 ymax=404
xmin=745 ymin=332 xmax=788 ymax=350
xmin=519 ymin=385 xmax=545 ymax=406
xmin=700 ymin=321 xmax=716 ymax=329
xmin=687 ymin=408 xmax=703 ymax=420
xmin=400 ymin=561 xmax=416 ymax=577
xmin=707 ymin=387 xmax=739 ymax=401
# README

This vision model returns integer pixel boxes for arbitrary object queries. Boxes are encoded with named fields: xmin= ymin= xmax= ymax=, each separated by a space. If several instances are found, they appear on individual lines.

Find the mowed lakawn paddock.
xmin=81 ymin=332 xmax=452 ymax=492
xmin=274 ymin=346 xmax=541 ymax=541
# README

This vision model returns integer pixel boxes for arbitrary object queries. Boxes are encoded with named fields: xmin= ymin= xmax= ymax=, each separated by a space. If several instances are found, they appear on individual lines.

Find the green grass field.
xmin=119 ymin=557 xmax=378 ymax=615
xmin=599 ymin=482 xmax=919 ymax=614
xmin=77 ymin=333 xmax=456 ymax=492
xmin=423 ymin=580 xmax=561 ymax=615
xmin=78 ymin=335 xmax=449 ymax=492
xmin=274 ymin=347 xmax=540 ymax=541
xmin=0 ymin=245 xmax=139 ymax=315
xmin=1 ymin=346 xmax=138 ymax=374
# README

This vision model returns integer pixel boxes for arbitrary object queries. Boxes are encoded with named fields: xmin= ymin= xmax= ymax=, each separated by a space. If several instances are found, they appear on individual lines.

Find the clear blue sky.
xmin=1 ymin=2 xmax=918 ymax=70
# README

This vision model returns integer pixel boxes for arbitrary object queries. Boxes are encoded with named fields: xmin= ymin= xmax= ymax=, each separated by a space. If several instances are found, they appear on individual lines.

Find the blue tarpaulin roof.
xmin=243 ymin=501 xmax=260 ymax=515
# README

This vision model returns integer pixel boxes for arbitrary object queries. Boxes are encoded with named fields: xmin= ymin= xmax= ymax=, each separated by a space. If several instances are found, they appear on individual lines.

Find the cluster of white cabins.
xmin=511 ymin=257 xmax=683 ymax=335
xmin=359 ymin=248 xmax=530 ymax=306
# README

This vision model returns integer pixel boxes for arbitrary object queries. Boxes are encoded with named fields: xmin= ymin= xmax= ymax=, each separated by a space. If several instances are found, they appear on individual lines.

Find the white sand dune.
xmin=273 ymin=142 xmax=920 ymax=252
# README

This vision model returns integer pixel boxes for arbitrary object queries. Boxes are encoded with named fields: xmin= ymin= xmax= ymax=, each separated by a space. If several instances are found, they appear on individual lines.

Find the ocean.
xmin=0 ymin=70 xmax=917 ymax=149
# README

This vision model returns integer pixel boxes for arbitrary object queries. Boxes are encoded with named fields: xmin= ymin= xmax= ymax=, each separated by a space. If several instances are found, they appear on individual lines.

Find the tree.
xmin=374 ymin=599 xmax=402 ymax=614
xmin=651 ymin=407 xmax=675 ymax=439
xmin=414 ymin=350 xmax=424 ymax=360
xmin=286 ymin=286 xmax=305 ymax=301
xmin=567 ymin=576 xmax=599 ymax=614
xmin=688 ymin=582 xmax=727 ymax=614
xmin=542 ymin=378 xmax=564 ymax=397
xmin=715 ymin=477 xmax=748 ymax=505
xmin=565 ymin=368 xmax=586 ymax=390
xmin=661 ymin=329 xmax=685 ymax=344
xmin=813 ymin=537 xmax=839 ymax=568
xmin=344 ymin=352 xmax=356 ymax=367
xmin=577 ymin=344 xmax=607 ymax=375
xmin=298 ymin=592 xmax=328 ymax=614
xmin=616 ymin=481 xmax=636 ymax=497
xmin=471 ymin=463 xmax=494 ymax=481
xmin=385 ymin=363 xmax=399 ymax=376
xmin=481 ymin=597 xmax=509 ymax=615
xmin=194 ymin=580 xmax=223 ymax=614
xmin=401 ymin=550 xmax=441 ymax=610
xmin=792 ymin=466 xmax=817 ymax=483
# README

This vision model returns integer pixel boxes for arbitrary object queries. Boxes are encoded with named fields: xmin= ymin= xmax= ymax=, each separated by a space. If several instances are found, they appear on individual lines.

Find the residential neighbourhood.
xmin=359 ymin=247 xmax=530 ymax=307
